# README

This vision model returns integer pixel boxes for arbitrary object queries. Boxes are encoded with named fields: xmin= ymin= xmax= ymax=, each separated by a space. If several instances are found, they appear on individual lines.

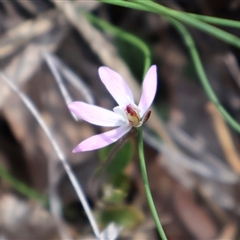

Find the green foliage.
xmin=97 ymin=205 xmax=144 ymax=231
xmin=98 ymin=141 xmax=134 ymax=203
xmin=99 ymin=141 xmax=134 ymax=177
xmin=97 ymin=140 xmax=143 ymax=230
xmin=102 ymin=180 xmax=128 ymax=204
xmin=0 ymin=162 xmax=47 ymax=205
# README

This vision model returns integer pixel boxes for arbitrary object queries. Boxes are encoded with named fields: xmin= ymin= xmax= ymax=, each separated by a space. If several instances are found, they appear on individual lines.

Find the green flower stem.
xmin=0 ymin=162 xmax=47 ymax=205
xmin=138 ymin=127 xmax=167 ymax=240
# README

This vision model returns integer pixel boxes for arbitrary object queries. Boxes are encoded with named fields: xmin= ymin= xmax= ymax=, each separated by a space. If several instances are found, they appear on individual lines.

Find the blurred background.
xmin=0 ymin=0 xmax=240 ymax=239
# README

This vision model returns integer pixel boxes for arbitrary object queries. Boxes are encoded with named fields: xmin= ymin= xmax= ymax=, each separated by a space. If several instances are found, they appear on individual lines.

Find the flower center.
xmin=125 ymin=104 xmax=141 ymax=127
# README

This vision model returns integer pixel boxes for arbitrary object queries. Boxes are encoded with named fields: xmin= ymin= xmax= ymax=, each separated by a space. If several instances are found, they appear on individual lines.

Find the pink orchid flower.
xmin=68 ymin=65 xmax=157 ymax=153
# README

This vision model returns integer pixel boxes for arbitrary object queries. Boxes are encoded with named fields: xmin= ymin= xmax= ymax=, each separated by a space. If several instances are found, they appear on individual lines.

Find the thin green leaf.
xmin=99 ymin=141 xmax=134 ymax=177
xmin=0 ymin=162 xmax=47 ymax=204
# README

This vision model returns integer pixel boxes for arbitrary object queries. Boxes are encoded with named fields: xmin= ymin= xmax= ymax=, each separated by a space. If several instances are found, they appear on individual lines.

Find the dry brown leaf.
xmin=0 ymin=194 xmax=58 ymax=239
xmin=0 ymin=10 xmax=68 ymax=109
xmin=16 ymin=0 xmax=39 ymax=15
xmin=0 ymin=11 xmax=60 ymax=59
xmin=174 ymin=187 xmax=217 ymax=240
xmin=217 ymin=222 xmax=237 ymax=240
xmin=206 ymin=103 xmax=240 ymax=174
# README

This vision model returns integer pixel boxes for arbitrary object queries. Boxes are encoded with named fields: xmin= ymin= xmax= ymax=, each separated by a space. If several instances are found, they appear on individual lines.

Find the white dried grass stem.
xmin=0 ymin=73 xmax=101 ymax=239
xmin=44 ymin=52 xmax=95 ymax=105
xmin=44 ymin=52 xmax=78 ymax=121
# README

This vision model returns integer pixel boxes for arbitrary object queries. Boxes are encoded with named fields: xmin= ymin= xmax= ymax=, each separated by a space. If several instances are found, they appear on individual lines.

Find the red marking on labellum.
xmin=126 ymin=105 xmax=137 ymax=116
xmin=125 ymin=104 xmax=140 ymax=127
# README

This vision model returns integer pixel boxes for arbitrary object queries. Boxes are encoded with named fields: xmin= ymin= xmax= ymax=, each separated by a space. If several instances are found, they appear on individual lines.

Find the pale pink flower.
xmin=68 ymin=65 xmax=157 ymax=153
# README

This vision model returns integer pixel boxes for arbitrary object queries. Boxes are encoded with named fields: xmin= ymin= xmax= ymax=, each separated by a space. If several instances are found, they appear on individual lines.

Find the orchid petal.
xmin=72 ymin=124 xmax=131 ymax=152
xmin=68 ymin=101 xmax=125 ymax=127
xmin=138 ymin=65 xmax=157 ymax=116
xmin=98 ymin=67 xmax=134 ymax=106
